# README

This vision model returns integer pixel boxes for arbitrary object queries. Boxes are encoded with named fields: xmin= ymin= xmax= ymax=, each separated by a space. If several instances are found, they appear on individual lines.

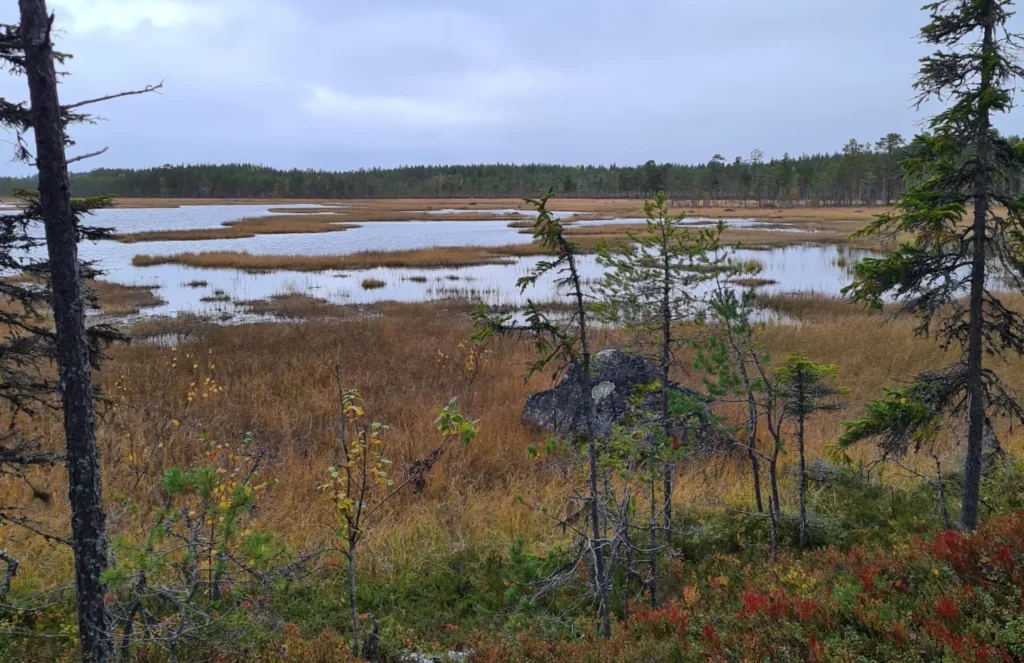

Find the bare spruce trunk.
xmin=647 ymin=450 xmax=657 ymax=608
xmin=568 ymin=248 xmax=611 ymax=638
xmin=736 ymin=351 xmax=764 ymax=512
xmin=959 ymin=19 xmax=994 ymax=533
xmin=934 ymin=457 xmax=952 ymax=531
xmin=660 ymin=246 xmax=673 ymax=546
xmin=797 ymin=410 xmax=808 ymax=548
xmin=769 ymin=450 xmax=781 ymax=563
xmin=19 ymin=2 xmax=113 ymax=660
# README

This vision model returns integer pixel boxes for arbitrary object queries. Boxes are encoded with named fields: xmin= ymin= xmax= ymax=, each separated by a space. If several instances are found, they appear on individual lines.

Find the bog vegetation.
xmin=4 ymin=2 xmax=1024 ymax=663
xmin=114 ymin=214 xmax=360 ymax=243
xmin=4 ymin=289 xmax=1024 ymax=662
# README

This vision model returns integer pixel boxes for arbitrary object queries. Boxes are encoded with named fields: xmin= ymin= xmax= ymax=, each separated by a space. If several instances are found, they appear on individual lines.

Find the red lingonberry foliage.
xmin=935 ymin=594 xmax=960 ymax=621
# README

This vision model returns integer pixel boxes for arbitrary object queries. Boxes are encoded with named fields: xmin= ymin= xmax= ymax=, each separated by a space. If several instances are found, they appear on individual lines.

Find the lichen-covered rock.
xmin=522 ymin=349 xmax=711 ymax=443
xmin=801 ymin=459 xmax=848 ymax=486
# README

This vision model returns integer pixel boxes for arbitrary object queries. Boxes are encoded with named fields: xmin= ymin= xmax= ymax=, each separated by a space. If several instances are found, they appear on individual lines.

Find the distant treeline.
xmin=3 ymin=135 xmax=1023 ymax=204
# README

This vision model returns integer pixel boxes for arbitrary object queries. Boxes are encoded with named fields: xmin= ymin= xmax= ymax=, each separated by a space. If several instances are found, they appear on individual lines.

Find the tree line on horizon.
xmin=2 ymin=133 xmax=1021 ymax=204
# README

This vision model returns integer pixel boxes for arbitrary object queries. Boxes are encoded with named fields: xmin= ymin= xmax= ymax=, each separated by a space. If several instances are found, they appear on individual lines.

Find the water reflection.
xmin=11 ymin=204 xmax=870 ymax=319
xmin=99 ymin=246 xmax=872 ymax=318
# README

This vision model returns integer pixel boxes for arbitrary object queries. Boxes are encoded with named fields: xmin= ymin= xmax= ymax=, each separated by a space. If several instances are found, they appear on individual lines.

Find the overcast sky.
xmin=1 ymin=0 xmax=1022 ymax=175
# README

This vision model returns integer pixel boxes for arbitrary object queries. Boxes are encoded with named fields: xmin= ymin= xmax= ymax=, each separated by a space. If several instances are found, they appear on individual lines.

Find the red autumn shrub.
xmin=936 ymin=594 xmax=960 ymax=621
xmin=472 ymin=511 xmax=1024 ymax=663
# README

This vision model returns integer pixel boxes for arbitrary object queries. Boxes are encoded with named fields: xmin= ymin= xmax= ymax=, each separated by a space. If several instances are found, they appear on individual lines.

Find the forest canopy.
xmin=6 ymin=134 xmax=1022 ymax=203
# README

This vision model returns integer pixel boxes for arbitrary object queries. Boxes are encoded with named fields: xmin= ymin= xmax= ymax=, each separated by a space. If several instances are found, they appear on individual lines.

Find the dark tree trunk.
xmin=19 ymin=2 xmax=113 ymax=660
xmin=649 ymin=227 xmax=673 ymax=609
xmin=736 ymin=351 xmax=764 ymax=513
xmin=647 ymin=450 xmax=655 ymax=610
xmin=566 ymin=243 xmax=611 ymax=638
xmin=959 ymin=19 xmax=994 ymax=533
xmin=660 ymin=242 xmax=673 ymax=547
xmin=934 ymin=456 xmax=952 ymax=531
xmin=769 ymin=447 xmax=781 ymax=564
xmin=797 ymin=409 xmax=808 ymax=548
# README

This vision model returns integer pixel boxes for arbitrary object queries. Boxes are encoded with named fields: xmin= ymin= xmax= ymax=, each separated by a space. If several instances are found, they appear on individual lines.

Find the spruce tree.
xmin=775 ymin=353 xmax=845 ymax=547
xmin=3 ymin=5 xmax=158 ymax=658
xmin=845 ymin=0 xmax=1024 ymax=530
xmin=595 ymin=192 xmax=729 ymax=561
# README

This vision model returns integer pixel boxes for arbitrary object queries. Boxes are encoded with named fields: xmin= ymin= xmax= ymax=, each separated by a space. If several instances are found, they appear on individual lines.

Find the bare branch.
xmin=65 ymin=146 xmax=107 ymax=164
xmin=0 ymin=512 xmax=71 ymax=546
xmin=62 ymin=80 xmax=164 ymax=111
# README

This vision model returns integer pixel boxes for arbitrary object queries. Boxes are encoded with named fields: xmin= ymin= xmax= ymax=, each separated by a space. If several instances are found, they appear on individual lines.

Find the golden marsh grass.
xmin=238 ymin=293 xmax=355 ymax=318
xmin=115 ymin=214 xmax=360 ymax=243
xmin=2 ymin=276 xmax=164 ymax=317
xmin=3 ymin=296 xmax=1023 ymax=578
xmin=88 ymin=196 xmax=900 ymax=222
xmin=88 ymin=280 xmax=166 ymax=315
xmin=131 ymin=246 xmax=523 ymax=271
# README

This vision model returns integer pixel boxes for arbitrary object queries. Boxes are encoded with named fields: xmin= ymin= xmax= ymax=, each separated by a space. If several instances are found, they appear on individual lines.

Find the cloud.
xmin=302 ymin=84 xmax=497 ymax=127
xmin=0 ymin=0 xmax=1020 ymax=174
xmin=49 ymin=0 xmax=220 ymax=33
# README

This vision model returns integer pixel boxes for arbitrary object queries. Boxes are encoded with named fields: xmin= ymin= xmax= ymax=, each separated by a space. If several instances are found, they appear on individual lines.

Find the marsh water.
xmin=20 ymin=204 xmax=869 ymax=319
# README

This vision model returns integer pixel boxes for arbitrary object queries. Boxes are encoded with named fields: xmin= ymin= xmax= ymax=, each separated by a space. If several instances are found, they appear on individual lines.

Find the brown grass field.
xmin=90 ymin=197 xmax=891 ymax=222
xmin=0 ymin=195 xmax=894 ymax=222
xmin=114 ymin=214 xmax=360 ymax=243
xmin=88 ymin=280 xmax=166 ymax=315
xmin=730 ymin=277 xmax=778 ymax=288
xmin=126 ymin=216 xmax=885 ymax=273
xmin=756 ymin=292 xmax=895 ymax=321
xmin=116 ymin=203 xmax=892 ymax=274
xmin=126 ymin=227 xmax=882 ymax=273
xmin=559 ymin=221 xmax=892 ymax=250
xmin=1 ymin=197 xmax=1016 ymax=592
xmin=127 ymin=240 xmax=627 ymax=271
xmin=238 ymin=293 xmax=363 ymax=318
xmin=131 ymin=246 xmax=522 ymax=271
xmin=3 ymin=277 xmax=165 ymax=317
xmin=3 ymin=295 xmax=1023 ymax=581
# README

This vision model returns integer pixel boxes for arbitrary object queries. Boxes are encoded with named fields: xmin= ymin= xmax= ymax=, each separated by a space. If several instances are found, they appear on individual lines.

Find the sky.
xmin=1 ymin=0 xmax=1022 ymax=175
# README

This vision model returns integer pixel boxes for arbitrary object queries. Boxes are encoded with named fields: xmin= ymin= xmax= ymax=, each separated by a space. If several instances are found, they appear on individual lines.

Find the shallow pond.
xmin=115 ymin=245 xmax=867 ymax=320
xmin=80 ymin=203 xmax=329 ymax=234
xmin=16 ymin=204 xmax=866 ymax=319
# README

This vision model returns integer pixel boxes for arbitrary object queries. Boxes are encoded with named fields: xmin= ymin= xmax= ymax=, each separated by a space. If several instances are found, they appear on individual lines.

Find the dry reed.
xmin=4 ymin=296 xmax=1023 ymax=583
xmin=87 ymin=281 xmax=165 ymax=315
xmin=115 ymin=214 xmax=360 ymax=243
xmin=131 ymin=246 xmax=526 ymax=271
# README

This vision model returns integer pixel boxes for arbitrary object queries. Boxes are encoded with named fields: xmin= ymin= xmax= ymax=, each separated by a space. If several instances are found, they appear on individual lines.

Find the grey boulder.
xmin=522 ymin=349 xmax=710 ymax=442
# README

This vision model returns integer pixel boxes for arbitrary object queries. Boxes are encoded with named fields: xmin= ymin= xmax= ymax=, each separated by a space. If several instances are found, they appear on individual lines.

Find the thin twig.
xmin=63 ymin=81 xmax=164 ymax=111
xmin=66 ymin=146 xmax=107 ymax=164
